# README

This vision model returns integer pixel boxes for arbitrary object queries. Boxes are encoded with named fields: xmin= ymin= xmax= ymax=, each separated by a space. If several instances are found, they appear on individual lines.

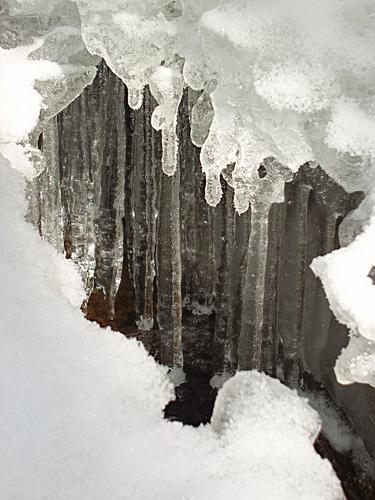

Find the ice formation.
xmin=1 ymin=0 xmax=375 ymax=386
xmin=1 ymin=0 xmax=375 ymax=494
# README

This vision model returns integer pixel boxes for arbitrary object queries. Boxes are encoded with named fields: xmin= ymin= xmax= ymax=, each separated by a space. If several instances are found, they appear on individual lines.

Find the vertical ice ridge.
xmin=130 ymin=87 xmax=160 ymax=331
xmin=58 ymin=95 xmax=96 ymax=296
xmin=156 ymin=156 xmax=183 ymax=368
xmin=26 ymin=117 xmax=64 ymax=252
xmin=170 ymin=166 xmax=183 ymax=368
xmin=237 ymin=159 xmax=293 ymax=370
xmin=142 ymin=89 xmax=159 ymax=331
xmin=92 ymin=64 xmax=126 ymax=319
xmin=278 ymin=181 xmax=311 ymax=385
xmin=238 ymin=200 xmax=270 ymax=371
xmin=261 ymin=203 xmax=284 ymax=377
xmin=212 ymin=181 xmax=235 ymax=374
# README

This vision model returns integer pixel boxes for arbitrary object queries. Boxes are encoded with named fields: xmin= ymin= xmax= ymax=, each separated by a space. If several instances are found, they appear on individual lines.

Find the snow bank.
xmin=0 ymin=155 xmax=341 ymax=499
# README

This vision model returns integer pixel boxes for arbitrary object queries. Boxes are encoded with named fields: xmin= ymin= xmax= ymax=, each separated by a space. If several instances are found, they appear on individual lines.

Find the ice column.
xmin=127 ymin=87 xmax=160 ymax=330
xmin=26 ymin=117 xmax=64 ymax=251
xmin=149 ymin=60 xmax=184 ymax=176
xmin=238 ymin=159 xmax=293 ymax=370
xmin=156 ymin=160 xmax=183 ymax=368
xmin=278 ymin=180 xmax=311 ymax=385
xmin=92 ymin=64 xmax=126 ymax=318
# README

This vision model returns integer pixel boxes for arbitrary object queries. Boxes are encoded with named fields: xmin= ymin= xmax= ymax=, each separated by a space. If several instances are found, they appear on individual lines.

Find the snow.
xmin=0 ymin=42 xmax=64 ymax=177
xmin=326 ymin=99 xmax=375 ymax=161
xmin=0 ymin=0 xmax=98 ymax=176
xmin=304 ymin=391 xmax=355 ymax=455
xmin=0 ymin=42 xmax=61 ymax=144
xmin=0 ymin=153 xmax=342 ymax=498
xmin=311 ymin=204 xmax=375 ymax=386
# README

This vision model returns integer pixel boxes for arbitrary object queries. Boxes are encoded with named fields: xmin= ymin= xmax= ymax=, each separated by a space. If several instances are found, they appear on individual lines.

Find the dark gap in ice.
xmin=257 ymin=164 xmax=267 ymax=178
xmin=37 ymin=132 xmax=43 ymax=151
xmin=367 ymin=266 xmax=375 ymax=285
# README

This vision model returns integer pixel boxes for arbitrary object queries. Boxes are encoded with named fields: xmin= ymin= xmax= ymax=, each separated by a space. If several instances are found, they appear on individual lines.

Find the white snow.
xmin=0 ymin=1 xmax=97 ymax=176
xmin=311 ymin=203 xmax=375 ymax=386
xmin=0 ymin=157 xmax=342 ymax=498
xmin=0 ymin=42 xmax=64 ymax=144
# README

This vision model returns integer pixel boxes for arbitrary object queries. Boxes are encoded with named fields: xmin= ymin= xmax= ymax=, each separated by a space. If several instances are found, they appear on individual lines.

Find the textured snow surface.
xmin=312 ymin=205 xmax=375 ymax=387
xmin=0 ymin=0 xmax=98 ymax=177
xmin=1 ymin=0 xmax=375 ymax=384
xmin=0 ymin=157 xmax=342 ymax=499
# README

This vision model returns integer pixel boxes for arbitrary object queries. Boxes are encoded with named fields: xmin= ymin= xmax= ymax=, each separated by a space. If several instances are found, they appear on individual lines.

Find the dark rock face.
xmin=28 ymin=61 xmax=375 ymax=460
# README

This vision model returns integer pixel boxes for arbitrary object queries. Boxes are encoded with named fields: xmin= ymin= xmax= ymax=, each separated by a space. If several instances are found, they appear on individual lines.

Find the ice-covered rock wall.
xmin=3 ymin=0 xmax=375 ymax=388
xmin=28 ymin=62 xmax=375 ymax=456
xmin=3 ymin=0 xmax=375 ymax=455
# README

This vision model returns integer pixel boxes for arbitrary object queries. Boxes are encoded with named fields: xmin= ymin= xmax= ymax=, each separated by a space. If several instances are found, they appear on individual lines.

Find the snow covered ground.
xmin=0 ymin=154 xmax=342 ymax=499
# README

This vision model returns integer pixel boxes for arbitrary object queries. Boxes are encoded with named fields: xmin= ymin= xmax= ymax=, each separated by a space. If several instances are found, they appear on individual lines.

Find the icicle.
xmin=237 ymin=159 xmax=293 ymax=371
xmin=179 ymin=88 xmax=216 ymax=318
xmin=156 ymin=147 xmax=183 ymax=369
xmin=149 ymin=61 xmax=184 ymax=177
xmin=129 ymin=89 xmax=146 ymax=329
xmin=130 ymin=89 xmax=148 ymax=329
xmin=212 ymin=180 xmax=236 ymax=374
xmin=161 ymin=125 xmax=179 ymax=176
xmin=238 ymin=200 xmax=270 ymax=370
xmin=128 ymin=86 xmax=144 ymax=110
xmin=143 ymin=90 xmax=159 ymax=330
xmin=58 ymin=94 xmax=96 ymax=297
xmin=223 ymin=208 xmax=252 ymax=373
xmin=129 ymin=87 xmax=159 ymax=331
xmin=261 ymin=202 xmax=284 ymax=377
xmin=278 ymin=181 xmax=311 ymax=386
xmin=92 ymin=63 xmax=126 ymax=319
xmin=26 ymin=118 xmax=64 ymax=250
xmin=205 ymin=170 xmax=223 ymax=208
xmin=190 ymin=91 xmax=214 ymax=148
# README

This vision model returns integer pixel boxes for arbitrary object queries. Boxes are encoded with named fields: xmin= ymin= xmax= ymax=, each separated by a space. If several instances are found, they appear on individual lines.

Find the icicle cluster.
xmin=26 ymin=63 xmax=126 ymax=318
xmin=2 ymin=0 xmax=375 ymax=386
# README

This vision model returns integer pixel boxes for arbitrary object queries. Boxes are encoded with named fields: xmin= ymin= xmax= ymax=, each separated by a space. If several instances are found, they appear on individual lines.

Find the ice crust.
xmin=0 ymin=160 xmax=342 ymax=498
xmin=0 ymin=0 xmax=98 ymax=177
xmin=1 ymin=1 xmax=375 ymax=390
